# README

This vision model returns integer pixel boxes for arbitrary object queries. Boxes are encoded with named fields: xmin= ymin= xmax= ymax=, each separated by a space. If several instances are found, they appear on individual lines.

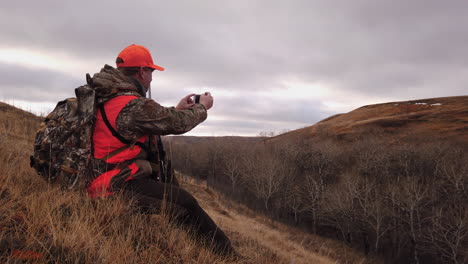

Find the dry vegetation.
xmin=169 ymin=96 xmax=468 ymax=264
xmin=265 ymin=96 xmax=468 ymax=143
xmin=0 ymin=101 xmax=369 ymax=263
xmin=171 ymin=134 xmax=468 ymax=264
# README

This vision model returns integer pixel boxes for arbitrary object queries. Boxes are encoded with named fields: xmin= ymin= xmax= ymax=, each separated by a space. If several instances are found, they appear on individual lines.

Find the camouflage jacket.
xmin=91 ymin=65 xmax=206 ymax=178
xmin=92 ymin=65 xmax=207 ymax=141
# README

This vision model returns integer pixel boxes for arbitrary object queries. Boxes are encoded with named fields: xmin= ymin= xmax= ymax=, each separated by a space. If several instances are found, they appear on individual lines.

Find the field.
xmin=0 ymin=102 xmax=370 ymax=263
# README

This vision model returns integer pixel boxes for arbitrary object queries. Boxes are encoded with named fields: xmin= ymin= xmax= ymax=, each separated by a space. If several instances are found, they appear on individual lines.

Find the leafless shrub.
xmin=424 ymin=203 xmax=468 ymax=264
xmin=170 ymin=131 xmax=468 ymax=263
xmin=242 ymin=148 xmax=291 ymax=210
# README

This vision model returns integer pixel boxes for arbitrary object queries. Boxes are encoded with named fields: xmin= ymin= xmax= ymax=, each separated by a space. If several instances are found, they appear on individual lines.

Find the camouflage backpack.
xmin=30 ymin=75 xmax=96 ymax=189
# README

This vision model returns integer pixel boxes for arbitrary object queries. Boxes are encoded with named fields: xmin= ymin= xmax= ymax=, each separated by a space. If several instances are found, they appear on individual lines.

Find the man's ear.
xmin=131 ymin=67 xmax=146 ymax=84
xmin=137 ymin=67 xmax=146 ymax=79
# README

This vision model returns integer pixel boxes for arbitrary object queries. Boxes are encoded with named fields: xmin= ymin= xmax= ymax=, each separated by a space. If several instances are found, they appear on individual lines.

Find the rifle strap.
xmin=156 ymin=135 xmax=166 ymax=161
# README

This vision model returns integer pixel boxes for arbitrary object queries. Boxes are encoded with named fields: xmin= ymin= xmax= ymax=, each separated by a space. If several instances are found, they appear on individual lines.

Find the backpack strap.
xmin=99 ymin=103 xmax=149 ymax=153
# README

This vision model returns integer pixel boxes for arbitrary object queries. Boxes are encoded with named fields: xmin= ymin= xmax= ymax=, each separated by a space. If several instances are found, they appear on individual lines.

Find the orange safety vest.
xmin=88 ymin=95 xmax=148 ymax=198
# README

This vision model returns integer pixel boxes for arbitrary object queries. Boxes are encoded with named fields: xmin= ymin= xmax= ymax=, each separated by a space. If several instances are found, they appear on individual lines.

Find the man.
xmin=87 ymin=44 xmax=235 ymax=256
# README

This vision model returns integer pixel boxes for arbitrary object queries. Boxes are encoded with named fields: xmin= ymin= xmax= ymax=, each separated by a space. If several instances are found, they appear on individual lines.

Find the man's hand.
xmin=199 ymin=92 xmax=213 ymax=110
xmin=176 ymin=94 xmax=196 ymax=110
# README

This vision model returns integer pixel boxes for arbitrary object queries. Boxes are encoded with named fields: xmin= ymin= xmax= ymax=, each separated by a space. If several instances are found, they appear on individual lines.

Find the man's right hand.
xmin=199 ymin=92 xmax=213 ymax=110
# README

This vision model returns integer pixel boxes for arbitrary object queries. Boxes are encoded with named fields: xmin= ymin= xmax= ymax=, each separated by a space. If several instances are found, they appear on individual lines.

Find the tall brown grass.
xmin=0 ymin=103 xmax=231 ymax=263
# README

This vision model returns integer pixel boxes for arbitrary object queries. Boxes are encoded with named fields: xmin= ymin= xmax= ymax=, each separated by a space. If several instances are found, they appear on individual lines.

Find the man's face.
xmin=141 ymin=67 xmax=154 ymax=92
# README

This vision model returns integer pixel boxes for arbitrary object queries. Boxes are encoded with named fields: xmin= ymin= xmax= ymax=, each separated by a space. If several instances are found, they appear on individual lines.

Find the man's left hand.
xmin=176 ymin=94 xmax=196 ymax=110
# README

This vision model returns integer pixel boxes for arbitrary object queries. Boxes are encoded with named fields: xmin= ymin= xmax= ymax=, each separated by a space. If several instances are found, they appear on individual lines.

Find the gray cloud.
xmin=0 ymin=62 xmax=80 ymax=101
xmin=211 ymin=93 xmax=331 ymax=125
xmin=194 ymin=118 xmax=302 ymax=136
xmin=0 ymin=0 xmax=467 ymax=135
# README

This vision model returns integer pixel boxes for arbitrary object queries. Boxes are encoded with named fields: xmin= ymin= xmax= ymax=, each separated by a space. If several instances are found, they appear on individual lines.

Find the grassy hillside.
xmin=265 ymin=95 xmax=468 ymax=143
xmin=0 ymin=101 xmax=370 ymax=263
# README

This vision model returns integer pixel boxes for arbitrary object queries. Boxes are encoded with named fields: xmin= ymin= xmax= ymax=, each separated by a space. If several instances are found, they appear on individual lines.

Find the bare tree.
xmin=244 ymin=150 xmax=290 ymax=210
xmin=284 ymin=185 xmax=306 ymax=224
xmin=436 ymin=146 xmax=468 ymax=194
xmin=301 ymin=172 xmax=326 ymax=234
xmin=424 ymin=203 xmax=468 ymax=264
xmin=322 ymin=176 xmax=359 ymax=244
xmin=212 ymin=140 xmax=223 ymax=174
xmin=351 ymin=175 xmax=391 ymax=253
xmin=293 ymin=141 xmax=338 ymax=233
xmin=221 ymin=143 xmax=245 ymax=194
xmin=389 ymin=176 xmax=433 ymax=264
xmin=258 ymin=131 xmax=275 ymax=137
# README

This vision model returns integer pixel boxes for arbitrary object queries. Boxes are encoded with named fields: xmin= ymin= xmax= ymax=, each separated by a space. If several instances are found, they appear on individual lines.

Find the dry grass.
xmin=181 ymin=175 xmax=372 ymax=264
xmin=266 ymin=95 xmax=468 ymax=143
xmin=0 ymin=101 xmax=370 ymax=263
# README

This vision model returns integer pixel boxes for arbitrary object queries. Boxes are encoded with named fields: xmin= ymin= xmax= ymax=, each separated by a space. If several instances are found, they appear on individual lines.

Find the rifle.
xmin=151 ymin=135 xmax=167 ymax=183
xmin=147 ymin=87 xmax=179 ymax=186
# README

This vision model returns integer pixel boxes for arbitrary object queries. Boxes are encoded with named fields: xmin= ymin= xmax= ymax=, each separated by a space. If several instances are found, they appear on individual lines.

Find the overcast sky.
xmin=0 ymin=0 xmax=466 ymax=136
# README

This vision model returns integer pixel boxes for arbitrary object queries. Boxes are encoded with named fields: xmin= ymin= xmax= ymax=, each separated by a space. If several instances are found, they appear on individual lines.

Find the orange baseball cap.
xmin=116 ymin=44 xmax=165 ymax=71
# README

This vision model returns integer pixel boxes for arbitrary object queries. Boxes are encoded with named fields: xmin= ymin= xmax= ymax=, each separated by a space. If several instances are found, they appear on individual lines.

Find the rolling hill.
xmin=265 ymin=95 xmax=468 ymax=144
